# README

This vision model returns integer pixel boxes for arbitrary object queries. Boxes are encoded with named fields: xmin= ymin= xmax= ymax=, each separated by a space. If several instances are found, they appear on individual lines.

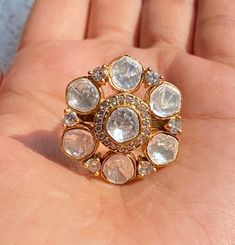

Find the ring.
xmin=61 ymin=55 xmax=182 ymax=185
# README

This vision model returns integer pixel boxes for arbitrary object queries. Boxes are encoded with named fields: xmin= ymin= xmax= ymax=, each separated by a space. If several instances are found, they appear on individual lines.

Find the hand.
xmin=0 ymin=1 xmax=235 ymax=244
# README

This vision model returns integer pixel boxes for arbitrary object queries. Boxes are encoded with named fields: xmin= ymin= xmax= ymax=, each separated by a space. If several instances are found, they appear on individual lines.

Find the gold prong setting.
xmin=61 ymin=55 xmax=182 ymax=185
xmin=137 ymin=156 xmax=157 ymax=178
xmin=63 ymin=110 xmax=80 ymax=127
xmin=166 ymin=115 xmax=182 ymax=135
xmin=89 ymin=66 xmax=108 ymax=85
xmin=144 ymin=67 xmax=163 ymax=87
xmin=83 ymin=154 xmax=102 ymax=176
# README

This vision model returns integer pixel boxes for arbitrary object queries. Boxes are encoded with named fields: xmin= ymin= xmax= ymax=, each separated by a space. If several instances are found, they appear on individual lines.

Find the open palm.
xmin=1 ymin=1 xmax=235 ymax=244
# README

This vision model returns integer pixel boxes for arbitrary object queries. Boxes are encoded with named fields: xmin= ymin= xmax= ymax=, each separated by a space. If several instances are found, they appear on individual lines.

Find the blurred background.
xmin=0 ymin=0 xmax=34 ymax=72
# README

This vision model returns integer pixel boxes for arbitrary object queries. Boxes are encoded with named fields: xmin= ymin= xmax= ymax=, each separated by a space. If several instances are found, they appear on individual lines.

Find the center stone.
xmin=106 ymin=107 xmax=140 ymax=143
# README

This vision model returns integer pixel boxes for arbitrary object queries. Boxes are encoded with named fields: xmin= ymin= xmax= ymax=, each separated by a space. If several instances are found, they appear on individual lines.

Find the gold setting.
xmin=143 ymin=131 xmax=179 ymax=168
xmin=137 ymin=155 xmax=157 ymax=178
xmin=61 ymin=55 xmax=182 ymax=185
xmin=61 ymin=123 xmax=99 ymax=161
xmin=108 ymin=55 xmax=144 ymax=93
xmin=143 ymin=67 xmax=164 ymax=87
xmin=93 ymin=93 xmax=151 ymax=153
xmin=66 ymin=76 xmax=103 ymax=115
xmin=146 ymin=81 xmax=182 ymax=120
xmin=101 ymin=151 xmax=137 ymax=185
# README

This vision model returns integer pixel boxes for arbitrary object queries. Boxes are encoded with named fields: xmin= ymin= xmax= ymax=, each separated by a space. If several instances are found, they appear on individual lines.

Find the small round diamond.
xmin=85 ymin=157 xmax=101 ymax=173
xmin=103 ymin=139 xmax=111 ymax=146
xmin=66 ymin=78 xmax=100 ymax=113
xmin=98 ymin=132 xmax=105 ymax=140
xmin=149 ymin=83 xmax=181 ymax=118
xmin=109 ymin=56 xmax=143 ymax=91
xmin=62 ymin=128 xmax=95 ymax=160
xmin=102 ymin=154 xmax=135 ymax=184
xmin=64 ymin=111 xmax=79 ymax=126
xmin=138 ymin=161 xmax=155 ymax=176
xmin=168 ymin=117 xmax=182 ymax=134
xmin=145 ymin=71 xmax=160 ymax=85
xmin=146 ymin=133 xmax=179 ymax=166
xmin=140 ymin=135 xmax=148 ymax=142
xmin=91 ymin=67 xmax=107 ymax=81
xmin=95 ymin=125 xmax=102 ymax=132
xmin=117 ymin=95 xmax=125 ymax=103
xmin=143 ymin=120 xmax=151 ymax=127
xmin=126 ymin=95 xmax=133 ymax=103
xmin=106 ymin=107 xmax=140 ymax=143
xmin=110 ymin=143 xmax=117 ymax=150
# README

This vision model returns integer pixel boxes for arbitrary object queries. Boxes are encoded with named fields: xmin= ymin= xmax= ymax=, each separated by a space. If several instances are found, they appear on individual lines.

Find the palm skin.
xmin=1 ymin=1 xmax=235 ymax=245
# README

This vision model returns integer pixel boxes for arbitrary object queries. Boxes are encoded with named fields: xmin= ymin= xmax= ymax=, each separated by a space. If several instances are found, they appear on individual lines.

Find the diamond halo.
xmin=93 ymin=93 xmax=152 ymax=153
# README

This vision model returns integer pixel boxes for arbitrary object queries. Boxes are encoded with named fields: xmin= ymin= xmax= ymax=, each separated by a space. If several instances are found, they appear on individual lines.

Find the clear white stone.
xmin=91 ymin=67 xmax=106 ymax=81
xmin=138 ymin=161 xmax=155 ymax=176
xmin=168 ymin=117 xmax=182 ymax=134
xmin=102 ymin=154 xmax=135 ymax=184
xmin=150 ymin=83 xmax=181 ymax=118
xmin=106 ymin=107 xmax=140 ymax=143
xmin=110 ymin=56 xmax=143 ymax=91
xmin=85 ymin=157 xmax=101 ymax=173
xmin=145 ymin=71 xmax=160 ymax=85
xmin=64 ymin=111 xmax=79 ymax=126
xmin=63 ymin=129 xmax=95 ymax=160
xmin=147 ymin=133 xmax=179 ymax=166
xmin=67 ymin=78 xmax=100 ymax=113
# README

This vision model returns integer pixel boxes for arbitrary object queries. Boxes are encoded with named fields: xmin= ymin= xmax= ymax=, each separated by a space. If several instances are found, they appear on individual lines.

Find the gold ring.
xmin=61 ymin=55 xmax=182 ymax=185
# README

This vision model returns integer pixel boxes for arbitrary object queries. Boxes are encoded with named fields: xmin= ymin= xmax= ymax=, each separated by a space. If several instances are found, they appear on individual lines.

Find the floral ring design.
xmin=61 ymin=55 xmax=182 ymax=185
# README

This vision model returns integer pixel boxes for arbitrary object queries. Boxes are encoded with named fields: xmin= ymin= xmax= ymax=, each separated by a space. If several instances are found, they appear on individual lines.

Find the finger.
xmin=19 ymin=0 xmax=90 ymax=49
xmin=140 ymin=0 xmax=196 ymax=51
xmin=87 ymin=0 xmax=142 ymax=46
xmin=194 ymin=0 xmax=235 ymax=67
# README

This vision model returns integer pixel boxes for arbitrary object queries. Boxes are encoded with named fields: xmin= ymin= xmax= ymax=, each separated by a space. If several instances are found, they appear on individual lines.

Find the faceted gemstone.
xmin=110 ymin=56 xmax=143 ymax=91
xmin=126 ymin=95 xmax=133 ymax=103
xmin=64 ymin=111 xmax=79 ymax=126
xmin=168 ymin=117 xmax=182 ymax=134
xmin=91 ymin=67 xmax=107 ymax=81
xmin=138 ymin=161 xmax=155 ymax=176
xmin=66 ymin=78 xmax=100 ymax=113
xmin=150 ymin=83 xmax=181 ymax=118
xmin=62 ymin=128 xmax=95 ymax=160
xmin=147 ymin=133 xmax=179 ymax=166
xmin=85 ymin=157 xmax=101 ymax=173
xmin=106 ymin=107 xmax=140 ymax=143
xmin=117 ymin=95 xmax=125 ymax=103
xmin=145 ymin=70 xmax=160 ymax=85
xmin=102 ymin=154 xmax=135 ymax=184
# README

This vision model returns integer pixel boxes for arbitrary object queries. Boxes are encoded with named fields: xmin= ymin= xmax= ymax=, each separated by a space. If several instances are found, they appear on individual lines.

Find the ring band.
xmin=61 ymin=55 xmax=182 ymax=185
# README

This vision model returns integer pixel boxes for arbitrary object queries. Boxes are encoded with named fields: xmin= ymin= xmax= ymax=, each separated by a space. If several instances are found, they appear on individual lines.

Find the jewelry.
xmin=61 ymin=55 xmax=182 ymax=185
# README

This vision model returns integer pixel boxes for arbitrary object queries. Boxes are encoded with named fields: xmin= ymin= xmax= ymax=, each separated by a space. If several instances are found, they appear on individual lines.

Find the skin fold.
xmin=0 ymin=0 xmax=235 ymax=244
